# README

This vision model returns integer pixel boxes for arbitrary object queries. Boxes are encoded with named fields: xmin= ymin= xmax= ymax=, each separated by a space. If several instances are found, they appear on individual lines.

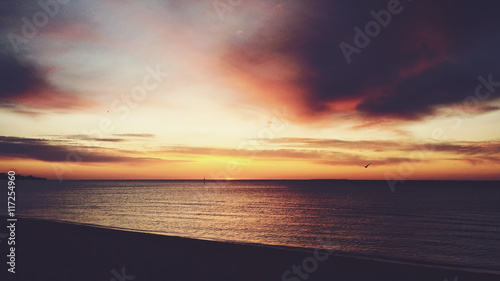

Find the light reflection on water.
xmin=4 ymin=180 xmax=500 ymax=271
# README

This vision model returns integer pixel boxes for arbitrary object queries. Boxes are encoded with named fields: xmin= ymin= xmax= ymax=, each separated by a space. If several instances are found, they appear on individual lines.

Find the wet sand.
xmin=1 ymin=216 xmax=498 ymax=281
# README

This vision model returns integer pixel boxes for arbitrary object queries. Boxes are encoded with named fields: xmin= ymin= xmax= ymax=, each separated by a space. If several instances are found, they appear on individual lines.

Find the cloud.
xmin=46 ymin=134 xmax=155 ymax=143
xmin=446 ymin=155 xmax=500 ymax=166
xmin=62 ymin=135 xmax=125 ymax=143
xmin=316 ymin=157 xmax=432 ymax=167
xmin=2 ymin=0 xmax=499 ymax=122
xmin=0 ymin=53 xmax=44 ymax=99
xmin=0 ymin=1 xmax=98 ymax=114
xmin=161 ymin=141 xmax=498 ymax=168
xmin=432 ymin=142 xmax=500 ymax=156
xmin=2 ymin=135 xmax=498 ymax=168
xmin=0 ymin=51 xmax=96 ymax=113
xmin=248 ymin=137 xmax=500 ymax=165
xmin=161 ymin=145 xmax=328 ymax=159
xmin=113 ymin=133 xmax=155 ymax=138
xmin=263 ymin=137 xmax=500 ymax=155
xmin=222 ymin=0 xmax=500 ymax=121
xmin=0 ymin=136 xmax=167 ymax=163
xmin=260 ymin=137 xmax=402 ymax=150
xmin=158 ymin=144 xmax=435 ymax=167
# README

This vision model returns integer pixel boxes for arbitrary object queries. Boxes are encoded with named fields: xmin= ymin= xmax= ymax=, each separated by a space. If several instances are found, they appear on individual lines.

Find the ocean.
xmin=2 ymin=180 xmax=500 ymax=273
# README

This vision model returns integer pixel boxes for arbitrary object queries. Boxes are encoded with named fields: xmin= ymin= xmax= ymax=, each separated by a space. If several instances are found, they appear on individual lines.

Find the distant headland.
xmin=1 ymin=173 xmax=47 ymax=180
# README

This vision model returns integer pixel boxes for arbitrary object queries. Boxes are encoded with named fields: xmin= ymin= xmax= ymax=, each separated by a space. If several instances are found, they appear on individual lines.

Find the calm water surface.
xmin=2 ymin=180 xmax=500 ymax=272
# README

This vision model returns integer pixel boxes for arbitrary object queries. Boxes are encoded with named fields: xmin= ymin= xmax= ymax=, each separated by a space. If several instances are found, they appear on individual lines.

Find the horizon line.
xmin=21 ymin=178 xmax=500 ymax=181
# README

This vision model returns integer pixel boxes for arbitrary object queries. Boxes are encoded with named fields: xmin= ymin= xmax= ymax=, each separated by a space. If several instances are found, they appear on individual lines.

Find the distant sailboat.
xmin=203 ymin=177 xmax=206 ymax=184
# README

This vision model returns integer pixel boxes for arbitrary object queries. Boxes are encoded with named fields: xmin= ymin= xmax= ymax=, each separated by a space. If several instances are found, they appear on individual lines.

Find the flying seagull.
xmin=364 ymin=163 xmax=371 ymax=168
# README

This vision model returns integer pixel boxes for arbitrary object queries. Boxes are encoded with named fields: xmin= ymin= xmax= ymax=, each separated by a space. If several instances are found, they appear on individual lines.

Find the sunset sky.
xmin=1 ymin=0 xmax=499 ymax=180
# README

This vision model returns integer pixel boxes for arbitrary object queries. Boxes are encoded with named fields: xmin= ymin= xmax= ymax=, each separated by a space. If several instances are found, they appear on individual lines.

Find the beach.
xmin=1 ymin=216 xmax=499 ymax=281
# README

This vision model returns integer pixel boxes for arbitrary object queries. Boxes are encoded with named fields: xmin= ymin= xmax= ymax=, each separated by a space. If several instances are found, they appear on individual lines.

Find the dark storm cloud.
xmin=0 ymin=52 xmax=46 ymax=100
xmin=227 ymin=0 xmax=500 ymax=119
xmin=0 ymin=50 xmax=96 ymax=112
xmin=0 ymin=1 xmax=94 ymax=113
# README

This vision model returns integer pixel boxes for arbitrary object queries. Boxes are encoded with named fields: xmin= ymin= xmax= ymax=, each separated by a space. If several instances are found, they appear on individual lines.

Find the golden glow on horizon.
xmin=3 ymin=155 xmax=498 ymax=181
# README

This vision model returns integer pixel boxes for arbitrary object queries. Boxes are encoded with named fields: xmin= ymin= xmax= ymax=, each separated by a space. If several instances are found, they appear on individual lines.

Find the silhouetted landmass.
xmin=1 ymin=173 xmax=46 ymax=180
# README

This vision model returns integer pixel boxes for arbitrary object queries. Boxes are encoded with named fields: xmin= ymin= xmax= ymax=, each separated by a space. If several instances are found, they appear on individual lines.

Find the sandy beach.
xmin=0 ymin=216 xmax=498 ymax=281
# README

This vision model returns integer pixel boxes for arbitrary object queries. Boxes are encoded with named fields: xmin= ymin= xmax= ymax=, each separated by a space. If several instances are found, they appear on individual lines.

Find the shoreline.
xmin=6 ymin=214 xmax=500 ymax=276
xmin=1 ymin=216 xmax=499 ymax=281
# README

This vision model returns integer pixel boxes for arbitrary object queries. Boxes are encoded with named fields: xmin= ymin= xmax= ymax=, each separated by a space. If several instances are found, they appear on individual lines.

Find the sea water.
xmin=2 ymin=180 xmax=500 ymax=272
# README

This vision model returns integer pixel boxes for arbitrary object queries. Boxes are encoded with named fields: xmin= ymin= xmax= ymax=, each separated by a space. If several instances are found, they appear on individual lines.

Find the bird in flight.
xmin=364 ymin=163 xmax=371 ymax=168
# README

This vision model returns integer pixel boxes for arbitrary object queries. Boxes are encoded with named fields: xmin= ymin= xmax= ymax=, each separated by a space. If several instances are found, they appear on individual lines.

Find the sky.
xmin=0 ymin=0 xmax=499 ymax=180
